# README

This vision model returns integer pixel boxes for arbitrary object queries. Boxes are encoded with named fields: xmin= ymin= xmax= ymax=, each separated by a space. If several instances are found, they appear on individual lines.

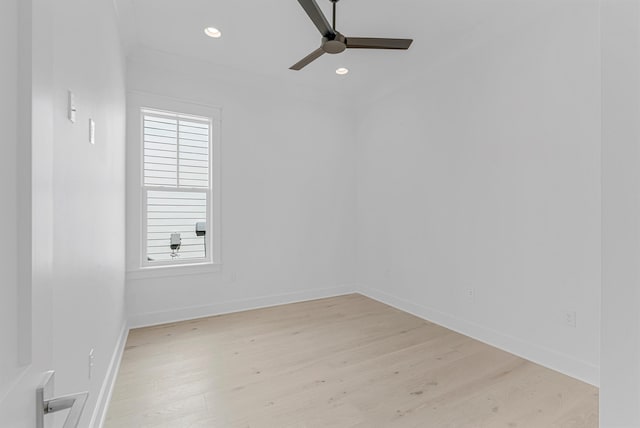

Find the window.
xmin=141 ymin=108 xmax=215 ymax=266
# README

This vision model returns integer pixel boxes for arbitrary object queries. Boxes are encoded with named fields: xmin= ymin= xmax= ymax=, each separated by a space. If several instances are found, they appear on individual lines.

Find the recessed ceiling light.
xmin=204 ymin=27 xmax=222 ymax=38
xmin=336 ymin=67 xmax=349 ymax=75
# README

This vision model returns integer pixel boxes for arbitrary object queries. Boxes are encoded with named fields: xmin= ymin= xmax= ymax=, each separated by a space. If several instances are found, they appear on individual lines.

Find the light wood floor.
xmin=105 ymin=294 xmax=598 ymax=428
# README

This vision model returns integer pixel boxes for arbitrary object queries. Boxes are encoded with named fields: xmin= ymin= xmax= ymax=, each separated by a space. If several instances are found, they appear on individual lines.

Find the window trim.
xmin=127 ymin=91 xmax=222 ymax=276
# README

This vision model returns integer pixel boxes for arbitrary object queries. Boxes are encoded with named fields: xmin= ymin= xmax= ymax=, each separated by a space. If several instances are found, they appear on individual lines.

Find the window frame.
xmin=127 ymin=92 xmax=222 ymax=276
xmin=140 ymin=108 xmax=212 ymax=267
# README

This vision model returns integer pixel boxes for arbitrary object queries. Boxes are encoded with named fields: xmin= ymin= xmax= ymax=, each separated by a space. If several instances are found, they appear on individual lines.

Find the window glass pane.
xmin=143 ymin=110 xmax=210 ymax=189
xmin=146 ymin=190 xmax=207 ymax=262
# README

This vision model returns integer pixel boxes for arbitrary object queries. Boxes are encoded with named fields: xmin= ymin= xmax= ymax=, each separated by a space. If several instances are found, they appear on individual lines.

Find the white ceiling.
xmin=114 ymin=0 xmax=569 ymax=93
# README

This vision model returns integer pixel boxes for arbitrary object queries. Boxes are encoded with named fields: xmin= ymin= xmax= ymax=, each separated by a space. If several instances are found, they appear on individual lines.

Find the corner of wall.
xmin=358 ymin=285 xmax=599 ymax=387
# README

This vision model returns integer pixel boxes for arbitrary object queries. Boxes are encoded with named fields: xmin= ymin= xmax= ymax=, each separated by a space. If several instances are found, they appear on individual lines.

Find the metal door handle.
xmin=36 ymin=371 xmax=89 ymax=428
xmin=44 ymin=391 xmax=88 ymax=427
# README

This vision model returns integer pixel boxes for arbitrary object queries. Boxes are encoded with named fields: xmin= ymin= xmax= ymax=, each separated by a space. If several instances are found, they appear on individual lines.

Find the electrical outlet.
xmin=223 ymin=272 xmax=237 ymax=284
xmin=465 ymin=288 xmax=475 ymax=301
xmin=564 ymin=311 xmax=577 ymax=328
xmin=88 ymin=348 xmax=95 ymax=379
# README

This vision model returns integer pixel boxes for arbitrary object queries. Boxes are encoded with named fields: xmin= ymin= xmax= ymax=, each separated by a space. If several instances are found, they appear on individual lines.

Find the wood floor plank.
xmin=105 ymin=294 xmax=598 ymax=427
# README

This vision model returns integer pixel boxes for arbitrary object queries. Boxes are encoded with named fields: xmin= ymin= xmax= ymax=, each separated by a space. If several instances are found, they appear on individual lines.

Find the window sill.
xmin=126 ymin=262 xmax=222 ymax=281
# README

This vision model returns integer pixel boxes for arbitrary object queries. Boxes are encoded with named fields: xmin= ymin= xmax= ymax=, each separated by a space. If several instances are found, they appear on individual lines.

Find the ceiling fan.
xmin=290 ymin=0 xmax=413 ymax=70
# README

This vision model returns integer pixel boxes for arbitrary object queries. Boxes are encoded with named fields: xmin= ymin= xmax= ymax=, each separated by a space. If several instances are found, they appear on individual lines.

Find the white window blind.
xmin=142 ymin=109 xmax=212 ymax=264
xmin=143 ymin=112 xmax=210 ymax=188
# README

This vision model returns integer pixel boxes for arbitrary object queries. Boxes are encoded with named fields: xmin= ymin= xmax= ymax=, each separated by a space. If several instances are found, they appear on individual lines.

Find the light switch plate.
xmin=89 ymin=119 xmax=95 ymax=145
xmin=68 ymin=90 xmax=76 ymax=123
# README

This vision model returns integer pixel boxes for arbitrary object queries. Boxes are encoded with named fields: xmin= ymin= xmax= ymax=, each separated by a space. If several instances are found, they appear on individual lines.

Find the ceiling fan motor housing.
xmin=322 ymin=33 xmax=347 ymax=54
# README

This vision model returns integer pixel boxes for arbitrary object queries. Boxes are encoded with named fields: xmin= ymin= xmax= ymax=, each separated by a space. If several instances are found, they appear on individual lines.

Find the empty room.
xmin=2 ymin=0 xmax=640 ymax=427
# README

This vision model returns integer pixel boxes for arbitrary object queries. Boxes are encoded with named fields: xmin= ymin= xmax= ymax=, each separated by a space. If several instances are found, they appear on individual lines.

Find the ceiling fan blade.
xmin=297 ymin=0 xmax=335 ymax=38
xmin=290 ymin=47 xmax=325 ymax=70
xmin=346 ymin=37 xmax=413 ymax=50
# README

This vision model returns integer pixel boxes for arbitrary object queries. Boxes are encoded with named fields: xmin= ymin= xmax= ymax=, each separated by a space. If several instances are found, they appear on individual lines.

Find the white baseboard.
xmin=358 ymin=286 xmax=600 ymax=387
xmin=90 ymin=321 xmax=129 ymax=428
xmin=128 ymin=285 xmax=357 ymax=329
xmin=599 ymin=425 xmax=640 ymax=428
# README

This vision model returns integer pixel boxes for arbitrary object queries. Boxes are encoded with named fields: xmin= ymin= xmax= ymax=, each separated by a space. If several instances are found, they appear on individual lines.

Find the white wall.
xmin=0 ymin=0 xmax=20 ymax=400
xmin=125 ymin=51 xmax=357 ymax=326
xmin=49 ymin=0 xmax=127 ymax=426
xmin=356 ymin=2 xmax=601 ymax=385
xmin=600 ymin=0 xmax=640 ymax=425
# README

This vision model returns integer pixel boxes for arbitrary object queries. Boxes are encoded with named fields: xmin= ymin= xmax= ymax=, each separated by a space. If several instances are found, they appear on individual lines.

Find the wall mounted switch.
xmin=89 ymin=119 xmax=95 ymax=144
xmin=68 ymin=90 xmax=76 ymax=123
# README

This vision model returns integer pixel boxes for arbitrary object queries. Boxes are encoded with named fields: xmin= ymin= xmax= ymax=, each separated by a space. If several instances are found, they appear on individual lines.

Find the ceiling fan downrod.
xmin=332 ymin=0 xmax=337 ymax=31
